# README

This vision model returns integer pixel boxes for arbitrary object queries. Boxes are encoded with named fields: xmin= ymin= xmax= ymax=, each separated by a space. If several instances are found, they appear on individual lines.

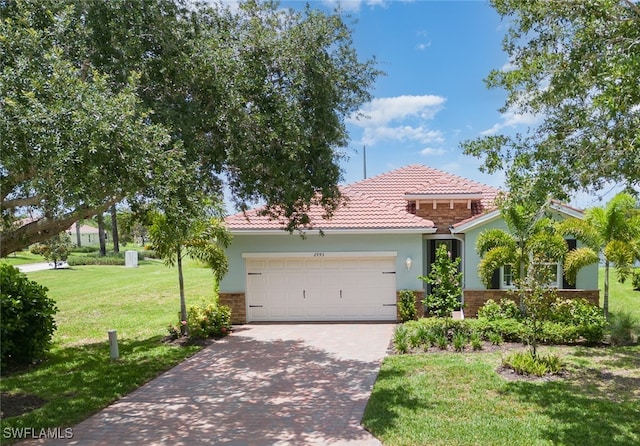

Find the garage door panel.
xmin=246 ymin=256 xmax=397 ymax=322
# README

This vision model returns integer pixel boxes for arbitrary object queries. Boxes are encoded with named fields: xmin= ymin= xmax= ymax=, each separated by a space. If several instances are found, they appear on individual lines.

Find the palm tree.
xmin=149 ymin=204 xmax=231 ymax=335
xmin=558 ymin=192 xmax=640 ymax=320
xmin=476 ymin=199 xmax=597 ymax=306
xmin=476 ymin=200 xmax=567 ymax=291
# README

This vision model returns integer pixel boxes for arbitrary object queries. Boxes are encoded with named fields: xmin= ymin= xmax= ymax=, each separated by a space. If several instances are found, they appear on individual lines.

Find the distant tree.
xmin=463 ymin=0 xmax=640 ymax=203
xmin=557 ymin=192 xmax=640 ymax=320
xmin=149 ymin=201 xmax=231 ymax=335
xmin=110 ymin=205 xmax=120 ymax=253
xmin=118 ymin=209 xmax=151 ymax=246
xmin=97 ymin=213 xmax=107 ymax=257
xmin=31 ymin=232 xmax=72 ymax=268
xmin=1 ymin=0 xmax=379 ymax=256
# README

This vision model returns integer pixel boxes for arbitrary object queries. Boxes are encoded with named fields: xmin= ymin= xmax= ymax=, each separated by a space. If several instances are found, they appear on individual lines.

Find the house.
xmin=219 ymin=164 xmax=599 ymax=324
xmin=67 ymin=222 xmax=103 ymax=247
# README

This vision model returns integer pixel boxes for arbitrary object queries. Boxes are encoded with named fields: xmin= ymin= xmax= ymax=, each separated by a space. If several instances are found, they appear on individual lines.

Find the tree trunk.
xmin=75 ymin=220 xmax=82 ymax=247
xmin=177 ymin=245 xmax=188 ymax=336
xmin=604 ymin=260 xmax=610 ymax=321
xmin=97 ymin=214 xmax=107 ymax=256
xmin=110 ymin=205 xmax=120 ymax=253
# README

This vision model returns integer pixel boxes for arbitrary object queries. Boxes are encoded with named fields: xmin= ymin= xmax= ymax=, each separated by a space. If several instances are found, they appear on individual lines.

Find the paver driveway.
xmin=30 ymin=323 xmax=395 ymax=446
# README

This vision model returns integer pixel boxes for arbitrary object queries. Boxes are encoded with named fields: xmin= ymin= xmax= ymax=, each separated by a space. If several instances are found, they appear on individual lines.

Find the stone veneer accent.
xmin=218 ymin=292 xmax=247 ymax=325
xmin=396 ymin=290 xmax=425 ymax=322
xmin=463 ymin=289 xmax=600 ymax=318
xmin=221 ymin=291 xmax=421 ymax=324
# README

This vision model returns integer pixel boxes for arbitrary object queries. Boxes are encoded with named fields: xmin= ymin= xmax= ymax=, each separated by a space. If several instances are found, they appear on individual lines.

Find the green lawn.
xmin=364 ymin=345 xmax=640 ymax=446
xmin=600 ymin=267 xmax=639 ymax=319
xmin=0 ymin=251 xmax=45 ymax=266
xmin=0 ymin=259 xmax=215 ymax=441
xmin=364 ymin=270 xmax=640 ymax=446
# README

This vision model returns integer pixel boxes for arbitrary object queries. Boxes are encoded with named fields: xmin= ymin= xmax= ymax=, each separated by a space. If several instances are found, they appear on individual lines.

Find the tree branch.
xmin=1 ymin=195 xmax=42 ymax=210
xmin=0 ymin=198 xmax=119 ymax=257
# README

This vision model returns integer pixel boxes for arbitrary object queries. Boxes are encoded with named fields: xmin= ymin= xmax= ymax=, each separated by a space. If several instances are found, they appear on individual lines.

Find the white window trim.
xmin=500 ymin=265 xmax=516 ymax=290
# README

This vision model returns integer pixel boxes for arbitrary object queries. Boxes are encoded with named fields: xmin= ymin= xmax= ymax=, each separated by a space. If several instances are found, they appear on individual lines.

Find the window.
xmin=500 ymin=263 xmax=561 ymax=289
xmin=501 ymin=265 xmax=515 ymax=289
xmin=533 ymin=262 xmax=561 ymax=288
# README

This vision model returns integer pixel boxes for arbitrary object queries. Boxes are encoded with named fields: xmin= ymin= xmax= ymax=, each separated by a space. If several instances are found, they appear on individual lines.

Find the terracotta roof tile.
xmin=225 ymin=164 xmax=501 ymax=231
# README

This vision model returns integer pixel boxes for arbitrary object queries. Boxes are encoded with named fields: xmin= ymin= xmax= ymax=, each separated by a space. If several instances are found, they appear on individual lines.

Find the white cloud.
xmin=420 ymin=147 xmax=447 ymax=156
xmin=350 ymin=94 xmax=447 ymax=146
xmin=480 ymin=107 xmax=541 ymax=136
xmin=416 ymin=42 xmax=431 ymax=51
xmin=321 ymin=0 xmax=386 ymax=12
xmin=362 ymin=126 xmax=444 ymax=146
xmin=351 ymin=95 xmax=446 ymax=127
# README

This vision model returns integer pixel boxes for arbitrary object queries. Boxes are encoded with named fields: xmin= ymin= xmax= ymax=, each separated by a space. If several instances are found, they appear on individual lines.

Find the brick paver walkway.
xmin=25 ymin=323 xmax=394 ymax=446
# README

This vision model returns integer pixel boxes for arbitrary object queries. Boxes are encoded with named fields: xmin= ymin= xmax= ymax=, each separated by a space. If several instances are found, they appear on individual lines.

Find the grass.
xmin=364 ymin=270 xmax=640 ymax=446
xmin=363 ymin=345 xmax=640 ymax=446
xmin=0 ymin=259 xmax=215 ymax=441
xmin=601 ymin=267 xmax=639 ymax=319
xmin=0 ymin=251 xmax=44 ymax=266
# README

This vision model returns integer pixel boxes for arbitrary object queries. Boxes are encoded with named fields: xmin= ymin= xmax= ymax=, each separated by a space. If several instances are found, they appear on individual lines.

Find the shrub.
xmin=609 ymin=312 xmax=639 ymax=346
xmin=473 ymin=318 xmax=525 ymax=342
xmin=502 ymin=350 xmax=565 ymax=377
xmin=70 ymin=246 xmax=99 ymax=253
xmin=140 ymin=249 xmax=160 ymax=259
xmin=538 ymin=322 xmax=579 ymax=344
xmin=452 ymin=332 xmax=467 ymax=351
xmin=183 ymin=299 xmax=232 ymax=340
xmin=477 ymin=298 xmax=521 ymax=321
xmin=408 ymin=322 xmax=430 ymax=349
xmin=488 ymin=331 xmax=503 ymax=346
xmin=419 ymin=244 xmax=462 ymax=317
xmin=393 ymin=325 xmax=410 ymax=353
xmin=1 ymin=264 xmax=58 ymax=368
xmin=470 ymin=332 xmax=483 ymax=351
xmin=398 ymin=290 xmax=417 ymax=322
xmin=435 ymin=333 xmax=448 ymax=349
xmin=67 ymin=255 xmax=125 ymax=266
xmin=548 ymin=298 xmax=607 ymax=343
xmin=67 ymin=251 xmax=148 ymax=266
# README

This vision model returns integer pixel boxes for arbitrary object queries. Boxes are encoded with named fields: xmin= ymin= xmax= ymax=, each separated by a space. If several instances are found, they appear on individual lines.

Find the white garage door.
xmin=245 ymin=253 xmax=398 ymax=322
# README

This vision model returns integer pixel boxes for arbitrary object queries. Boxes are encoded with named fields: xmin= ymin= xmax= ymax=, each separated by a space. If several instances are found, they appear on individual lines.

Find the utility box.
xmin=125 ymin=250 xmax=138 ymax=267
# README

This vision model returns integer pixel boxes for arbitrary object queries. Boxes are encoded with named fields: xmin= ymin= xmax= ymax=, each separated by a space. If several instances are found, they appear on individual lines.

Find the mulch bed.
xmin=1 ymin=392 xmax=48 ymax=419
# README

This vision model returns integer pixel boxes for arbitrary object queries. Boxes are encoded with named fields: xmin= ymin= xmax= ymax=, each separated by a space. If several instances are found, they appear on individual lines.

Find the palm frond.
xmin=476 ymin=228 xmax=516 ymax=256
xmin=563 ymin=247 xmax=599 ymax=286
xmin=477 ymin=245 xmax=518 ymax=288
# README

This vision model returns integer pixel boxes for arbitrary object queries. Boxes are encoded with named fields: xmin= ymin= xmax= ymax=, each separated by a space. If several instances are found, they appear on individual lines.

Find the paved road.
xmin=16 ymin=262 xmax=69 ymax=273
xmin=24 ymin=323 xmax=395 ymax=446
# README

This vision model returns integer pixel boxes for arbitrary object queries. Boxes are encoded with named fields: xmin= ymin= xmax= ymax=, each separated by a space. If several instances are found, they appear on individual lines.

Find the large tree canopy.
xmin=0 ymin=0 xmax=380 ymax=256
xmin=463 ymin=0 xmax=640 ymax=204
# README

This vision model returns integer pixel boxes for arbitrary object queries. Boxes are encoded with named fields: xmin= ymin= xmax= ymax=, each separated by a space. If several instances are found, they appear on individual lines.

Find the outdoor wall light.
xmin=405 ymin=257 xmax=413 ymax=271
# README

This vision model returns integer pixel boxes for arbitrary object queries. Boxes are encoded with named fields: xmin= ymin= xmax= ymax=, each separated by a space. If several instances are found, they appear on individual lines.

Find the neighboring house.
xmin=220 ymin=164 xmax=599 ymax=324
xmin=67 ymin=222 xmax=103 ymax=247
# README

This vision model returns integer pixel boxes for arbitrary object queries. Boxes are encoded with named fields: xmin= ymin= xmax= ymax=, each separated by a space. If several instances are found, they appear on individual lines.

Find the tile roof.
xmin=225 ymin=164 xmax=501 ymax=232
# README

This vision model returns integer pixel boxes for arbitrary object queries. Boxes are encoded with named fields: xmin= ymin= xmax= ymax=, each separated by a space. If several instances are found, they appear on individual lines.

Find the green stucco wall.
xmin=220 ymin=232 xmax=425 ymax=293
xmin=462 ymin=215 xmax=599 ymax=291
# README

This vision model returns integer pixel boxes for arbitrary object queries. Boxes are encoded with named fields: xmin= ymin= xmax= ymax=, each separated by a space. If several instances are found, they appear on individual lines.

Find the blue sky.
xmin=280 ymin=0 xmax=522 ymax=191
xmin=221 ymin=0 xmax=611 ymax=210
